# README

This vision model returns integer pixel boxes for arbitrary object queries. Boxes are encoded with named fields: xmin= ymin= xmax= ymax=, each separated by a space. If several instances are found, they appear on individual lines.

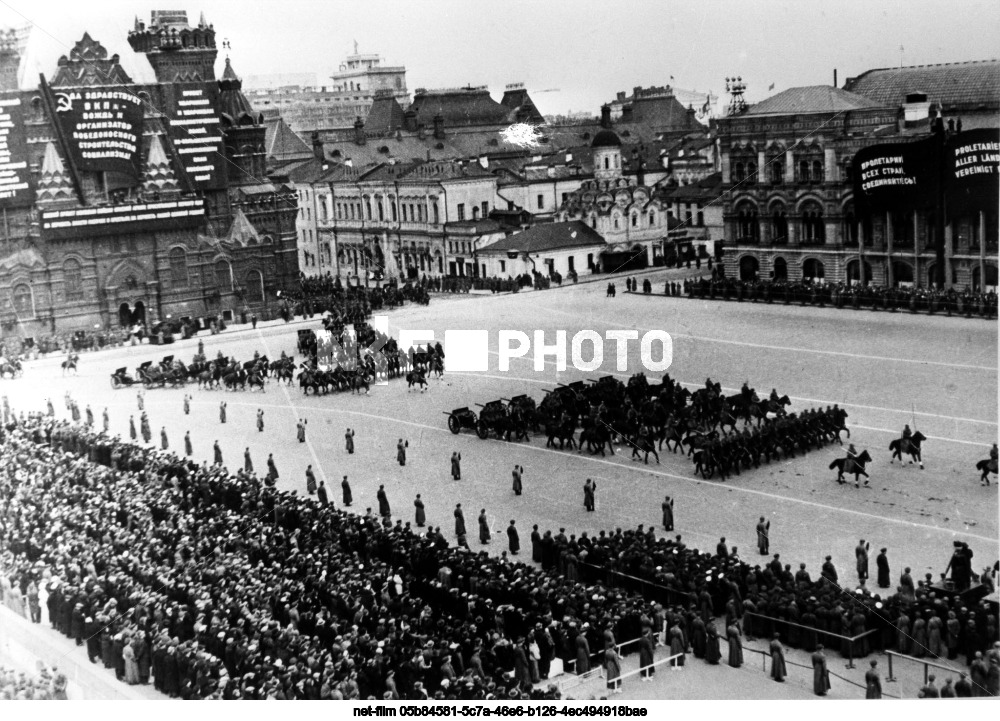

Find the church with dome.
xmin=555 ymin=106 xmax=678 ymax=270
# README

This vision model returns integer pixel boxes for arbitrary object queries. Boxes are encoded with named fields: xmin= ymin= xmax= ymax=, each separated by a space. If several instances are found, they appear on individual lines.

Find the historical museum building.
xmin=0 ymin=9 xmax=299 ymax=343
xmin=719 ymin=62 xmax=999 ymax=289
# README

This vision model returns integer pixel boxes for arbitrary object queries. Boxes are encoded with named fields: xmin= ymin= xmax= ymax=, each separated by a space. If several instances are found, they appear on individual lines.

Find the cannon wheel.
xmin=110 ymin=375 xmax=121 ymax=389
xmin=448 ymin=414 xmax=461 ymax=434
xmin=476 ymin=420 xmax=490 ymax=439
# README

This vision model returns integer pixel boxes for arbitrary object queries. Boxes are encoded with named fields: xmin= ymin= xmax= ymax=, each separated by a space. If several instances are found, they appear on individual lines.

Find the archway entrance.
xmin=846 ymin=259 xmax=872 ymax=286
xmin=803 ymin=258 xmax=825 ymax=283
xmin=119 ymin=303 xmax=131 ymax=328
xmin=132 ymin=301 xmax=146 ymax=326
xmin=739 ymin=255 xmax=760 ymax=281
xmin=772 ymin=257 xmax=787 ymax=281
xmin=891 ymin=261 xmax=914 ymax=288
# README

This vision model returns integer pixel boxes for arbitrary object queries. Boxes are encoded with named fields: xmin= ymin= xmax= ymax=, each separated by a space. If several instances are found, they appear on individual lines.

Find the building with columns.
xmin=719 ymin=61 xmax=999 ymax=290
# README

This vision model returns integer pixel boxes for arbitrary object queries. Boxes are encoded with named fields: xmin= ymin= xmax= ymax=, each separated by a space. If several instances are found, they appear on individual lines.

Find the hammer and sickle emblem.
xmin=55 ymin=93 xmax=72 ymax=113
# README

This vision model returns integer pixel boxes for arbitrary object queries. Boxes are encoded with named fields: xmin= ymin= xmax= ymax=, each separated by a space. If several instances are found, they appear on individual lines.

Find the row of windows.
xmin=732 ymin=159 xmax=828 ymax=184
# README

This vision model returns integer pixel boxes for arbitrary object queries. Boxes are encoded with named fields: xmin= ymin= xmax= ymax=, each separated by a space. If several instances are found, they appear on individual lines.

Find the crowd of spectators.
xmin=0 ymin=663 xmax=68 ymax=700
xmin=0 ymin=416 xmax=669 ymax=700
xmin=684 ymin=277 xmax=997 ymax=318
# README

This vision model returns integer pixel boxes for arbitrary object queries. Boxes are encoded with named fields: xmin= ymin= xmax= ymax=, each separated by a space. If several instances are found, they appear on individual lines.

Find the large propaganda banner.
xmin=853 ymin=129 xmax=999 ymax=217
xmin=53 ymin=88 xmax=144 ymax=179
xmin=945 ymin=128 xmax=999 ymax=216
xmin=0 ymin=95 xmax=34 ymax=207
xmin=852 ymin=136 xmax=936 ymax=211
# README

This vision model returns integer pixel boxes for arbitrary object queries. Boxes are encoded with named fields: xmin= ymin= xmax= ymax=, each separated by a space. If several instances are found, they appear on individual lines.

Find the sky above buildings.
xmin=2 ymin=0 xmax=997 ymax=116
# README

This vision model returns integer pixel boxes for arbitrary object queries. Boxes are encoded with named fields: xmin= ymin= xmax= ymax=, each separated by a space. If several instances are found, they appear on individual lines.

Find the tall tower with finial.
xmin=218 ymin=57 xmax=266 ymax=185
xmin=0 ymin=28 xmax=21 ymax=91
xmin=128 ymin=10 xmax=217 ymax=82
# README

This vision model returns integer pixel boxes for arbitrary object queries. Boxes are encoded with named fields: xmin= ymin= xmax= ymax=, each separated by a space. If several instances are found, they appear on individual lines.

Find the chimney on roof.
xmin=687 ymin=105 xmax=697 ymax=125
xmin=404 ymin=109 xmax=417 ymax=133
xmin=433 ymin=114 xmax=445 ymax=140
xmin=833 ymin=69 xmax=838 ymax=88
xmin=616 ymin=91 xmax=626 ymax=102
xmin=354 ymin=117 xmax=366 ymax=145
xmin=311 ymin=131 xmax=324 ymax=162
xmin=600 ymin=104 xmax=611 ymax=129
xmin=621 ymin=104 xmax=633 ymax=123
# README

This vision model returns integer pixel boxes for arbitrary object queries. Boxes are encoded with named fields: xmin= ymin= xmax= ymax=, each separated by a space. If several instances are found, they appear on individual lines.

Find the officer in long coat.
xmin=812 ymin=645 xmax=831 ymax=696
xmin=757 ymin=517 xmax=770 ymax=555
xmin=856 ymin=539 xmax=870 ymax=581
xmin=876 ymin=548 xmax=891 ymax=588
xmin=345 ymin=428 xmax=355 ymax=454
xmin=865 ymin=659 xmax=882 ymax=699
xmin=478 ymin=509 xmax=491 ymax=544
xmin=267 ymin=454 xmax=279 ymax=480
xmin=454 ymin=504 xmax=466 ymax=537
xmin=377 ymin=485 xmax=390 ymax=518
xmin=219 ymin=401 xmax=227 ymax=424
xmin=341 ymin=476 xmax=353 ymax=506
xmin=512 ymin=465 xmax=523 ymax=495
xmin=256 ymin=409 xmax=264 ymax=432
xmin=183 ymin=394 xmax=190 ymax=415
xmin=244 ymin=448 xmax=253 ymax=472
xmin=305 ymin=465 xmax=317 ymax=494
xmin=397 ymin=439 xmax=408 ymax=466
xmin=129 ymin=416 xmax=137 ymax=440
xmin=297 ymin=419 xmax=307 ymax=442
xmin=531 ymin=525 xmax=542 ymax=562
xmin=160 ymin=427 xmax=169 ymax=450
xmin=662 ymin=496 xmax=674 ymax=531
xmin=317 ymin=481 xmax=329 ymax=506
xmin=414 ymin=495 xmax=426 ymax=526
xmin=213 ymin=441 xmax=223 ymax=465
xmin=507 ymin=520 xmax=520 ymax=554
xmin=184 ymin=432 xmax=192 ymax=457
xmin=102 ymin=408 xmax=109 ymax=432
xmin=451 ymin=452 xmax=461 ymax=480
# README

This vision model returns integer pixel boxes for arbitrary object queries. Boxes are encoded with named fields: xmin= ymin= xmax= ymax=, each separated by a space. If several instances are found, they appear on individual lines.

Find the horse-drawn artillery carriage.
xmin=110 ymin=367 xmax=136 ymax=388
xmin=444 ymin=407 xmax=478 ymax=435
xmin=134 ymin=356 xmax=187 ymax=388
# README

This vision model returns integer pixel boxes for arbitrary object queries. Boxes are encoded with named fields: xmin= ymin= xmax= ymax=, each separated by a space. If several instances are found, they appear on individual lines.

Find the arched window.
xmin=245 ymin=270 xmax=264 ymax=303
xmin=772 ymin=257 xmax=788 ymax=281
xmin=842 ymin=203 xmax=859 ymax=246
xmin=801 ymin=202 xmax=825 ymax=244
xmin=631 ymin=213 xmax=637 ymax=228
xmin=746 ymin=162 xmax=757 ymax=185
xmin=734 ymin=162 xmax=745 ymax=182
xmin=847 ymin=259 xmax=872 ymax=286
xmin=736 ymin=201 xmax=759 ymax=243
xmin=377 ymin=200 xmax=384 ymax=221
xmin=812 ymin=160 xmax=823 ymax=183
xmin=169 ymin=247 xmax=188 ymax=286
xmin=604 ymin=157 xmax=609 ymax=170
xmin=11 ymin=284 xmax=33 ymax=317
xmin=391 ymin=199 xmax=397 ymax=221
xmin=613 ymin=214 xmax=620 ymax=230
xmin=648 ymin=211 xmax=655 ymax=226
xmin=972 ymin=264 xmax=998 ymax=291
xmin=64 ymin=258 xmax=83 ymax=300
xmin=739 ymin=256 xmax=759 ymax=281
xmin=214 ymin=260 xmax=232 ymax=291
xmin=591 ymin=215 xmax=597 ymax=229
xmin=770 ymin=203 xmax=788 ymax=245
xmin=365 ymin=199 xmax=372 ymax=219
xmin=799 ymin=159 xmax=810 ymax=182
xmin=803 ymin=258 xmax=825 ymax=282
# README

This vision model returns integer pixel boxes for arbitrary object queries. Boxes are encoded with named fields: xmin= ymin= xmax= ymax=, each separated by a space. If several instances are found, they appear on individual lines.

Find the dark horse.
xmin=830 ymin=449 xmax=872 ymax=486
xmin=406 ymin=369 xmax=427 ymax=393
xmin=975 ymin=458 xmax=996 ymax=486
xmin=889 ymin=431 xmax=926 ymax=469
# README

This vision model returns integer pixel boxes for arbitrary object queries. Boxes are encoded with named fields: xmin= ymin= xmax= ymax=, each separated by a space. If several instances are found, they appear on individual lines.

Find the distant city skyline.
xmin=2 ymin=0 xmax=997 ymax=116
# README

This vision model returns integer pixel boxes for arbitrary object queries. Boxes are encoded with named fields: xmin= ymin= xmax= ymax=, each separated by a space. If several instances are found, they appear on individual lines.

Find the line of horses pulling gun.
xmin=444 ymin=375 xmax=937 ymax=483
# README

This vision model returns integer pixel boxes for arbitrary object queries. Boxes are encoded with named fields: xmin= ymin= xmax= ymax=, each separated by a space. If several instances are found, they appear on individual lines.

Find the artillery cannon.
xmin=444 ymin=407 xmax=478 ymax=435
xmin=475 ymin=400 xmax=509 ymax=439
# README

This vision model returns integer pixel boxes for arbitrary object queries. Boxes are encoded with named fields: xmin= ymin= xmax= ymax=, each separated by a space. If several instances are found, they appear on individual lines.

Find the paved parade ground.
xmin=3 ymin=276 xmax=997 ymax=698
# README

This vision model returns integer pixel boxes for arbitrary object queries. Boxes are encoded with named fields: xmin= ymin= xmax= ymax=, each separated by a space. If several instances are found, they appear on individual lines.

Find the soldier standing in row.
xmin=377 ymin=485 xmax=391 ymax=520
xmin=507 ymin=520 xmax=520 ymax=555
xmin=305 ymin=465 xmax=317 ymax=494
xmin=856 ymin=539 xmax=871 ymax=582
xmin=244 ymin=448 xmax=253 ymax=472
xmin=414 ymin=494 xmax=426 ymax=526
xmin=583 ymin=478 xmax=596 ymax=511
xmin=478 ymin=509 xmax=491 ymax=544
xmin=512 ymin=465 xmax=523 ymax=495
xmin=757 ymin=516 xmax=771 ymax=555
xmin=662 ymin=496 xmax=675 ymax=531
xmin=184 ymin=432 xmax=192 ymax=457
xmin=341 ymin=476 xmax=353 ymax=506
xmin=451 ymin=452 xmax=461 ymax=480
xmin=345 ymin=428 xmax=355 ymax=454
xmin=317 ymin=480 xmax=329 ymax=506
xmin=267 ymin=454 xmax=279 ymax=482
xmin=213 ymin=441 xmax=223 ymax=465
xmin=160 ymin=427 xmax=169 ymax=450
xmin=454 ymin=504 xmax=466 ymax=537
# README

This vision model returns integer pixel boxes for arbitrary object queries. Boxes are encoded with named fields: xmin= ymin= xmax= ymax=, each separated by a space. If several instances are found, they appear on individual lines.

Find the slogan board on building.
xmin=165 ymin=82 xmax=225 ymax=190
xmin=0 ymin=95 xmax=34 ymax=207
xmin=54 ymin=88 xmax=144 ymax=178
xmin=946 ymin=128 xmax=1000 ymax=216
xmin=852 ymin=137 xmax=936 ymax=211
